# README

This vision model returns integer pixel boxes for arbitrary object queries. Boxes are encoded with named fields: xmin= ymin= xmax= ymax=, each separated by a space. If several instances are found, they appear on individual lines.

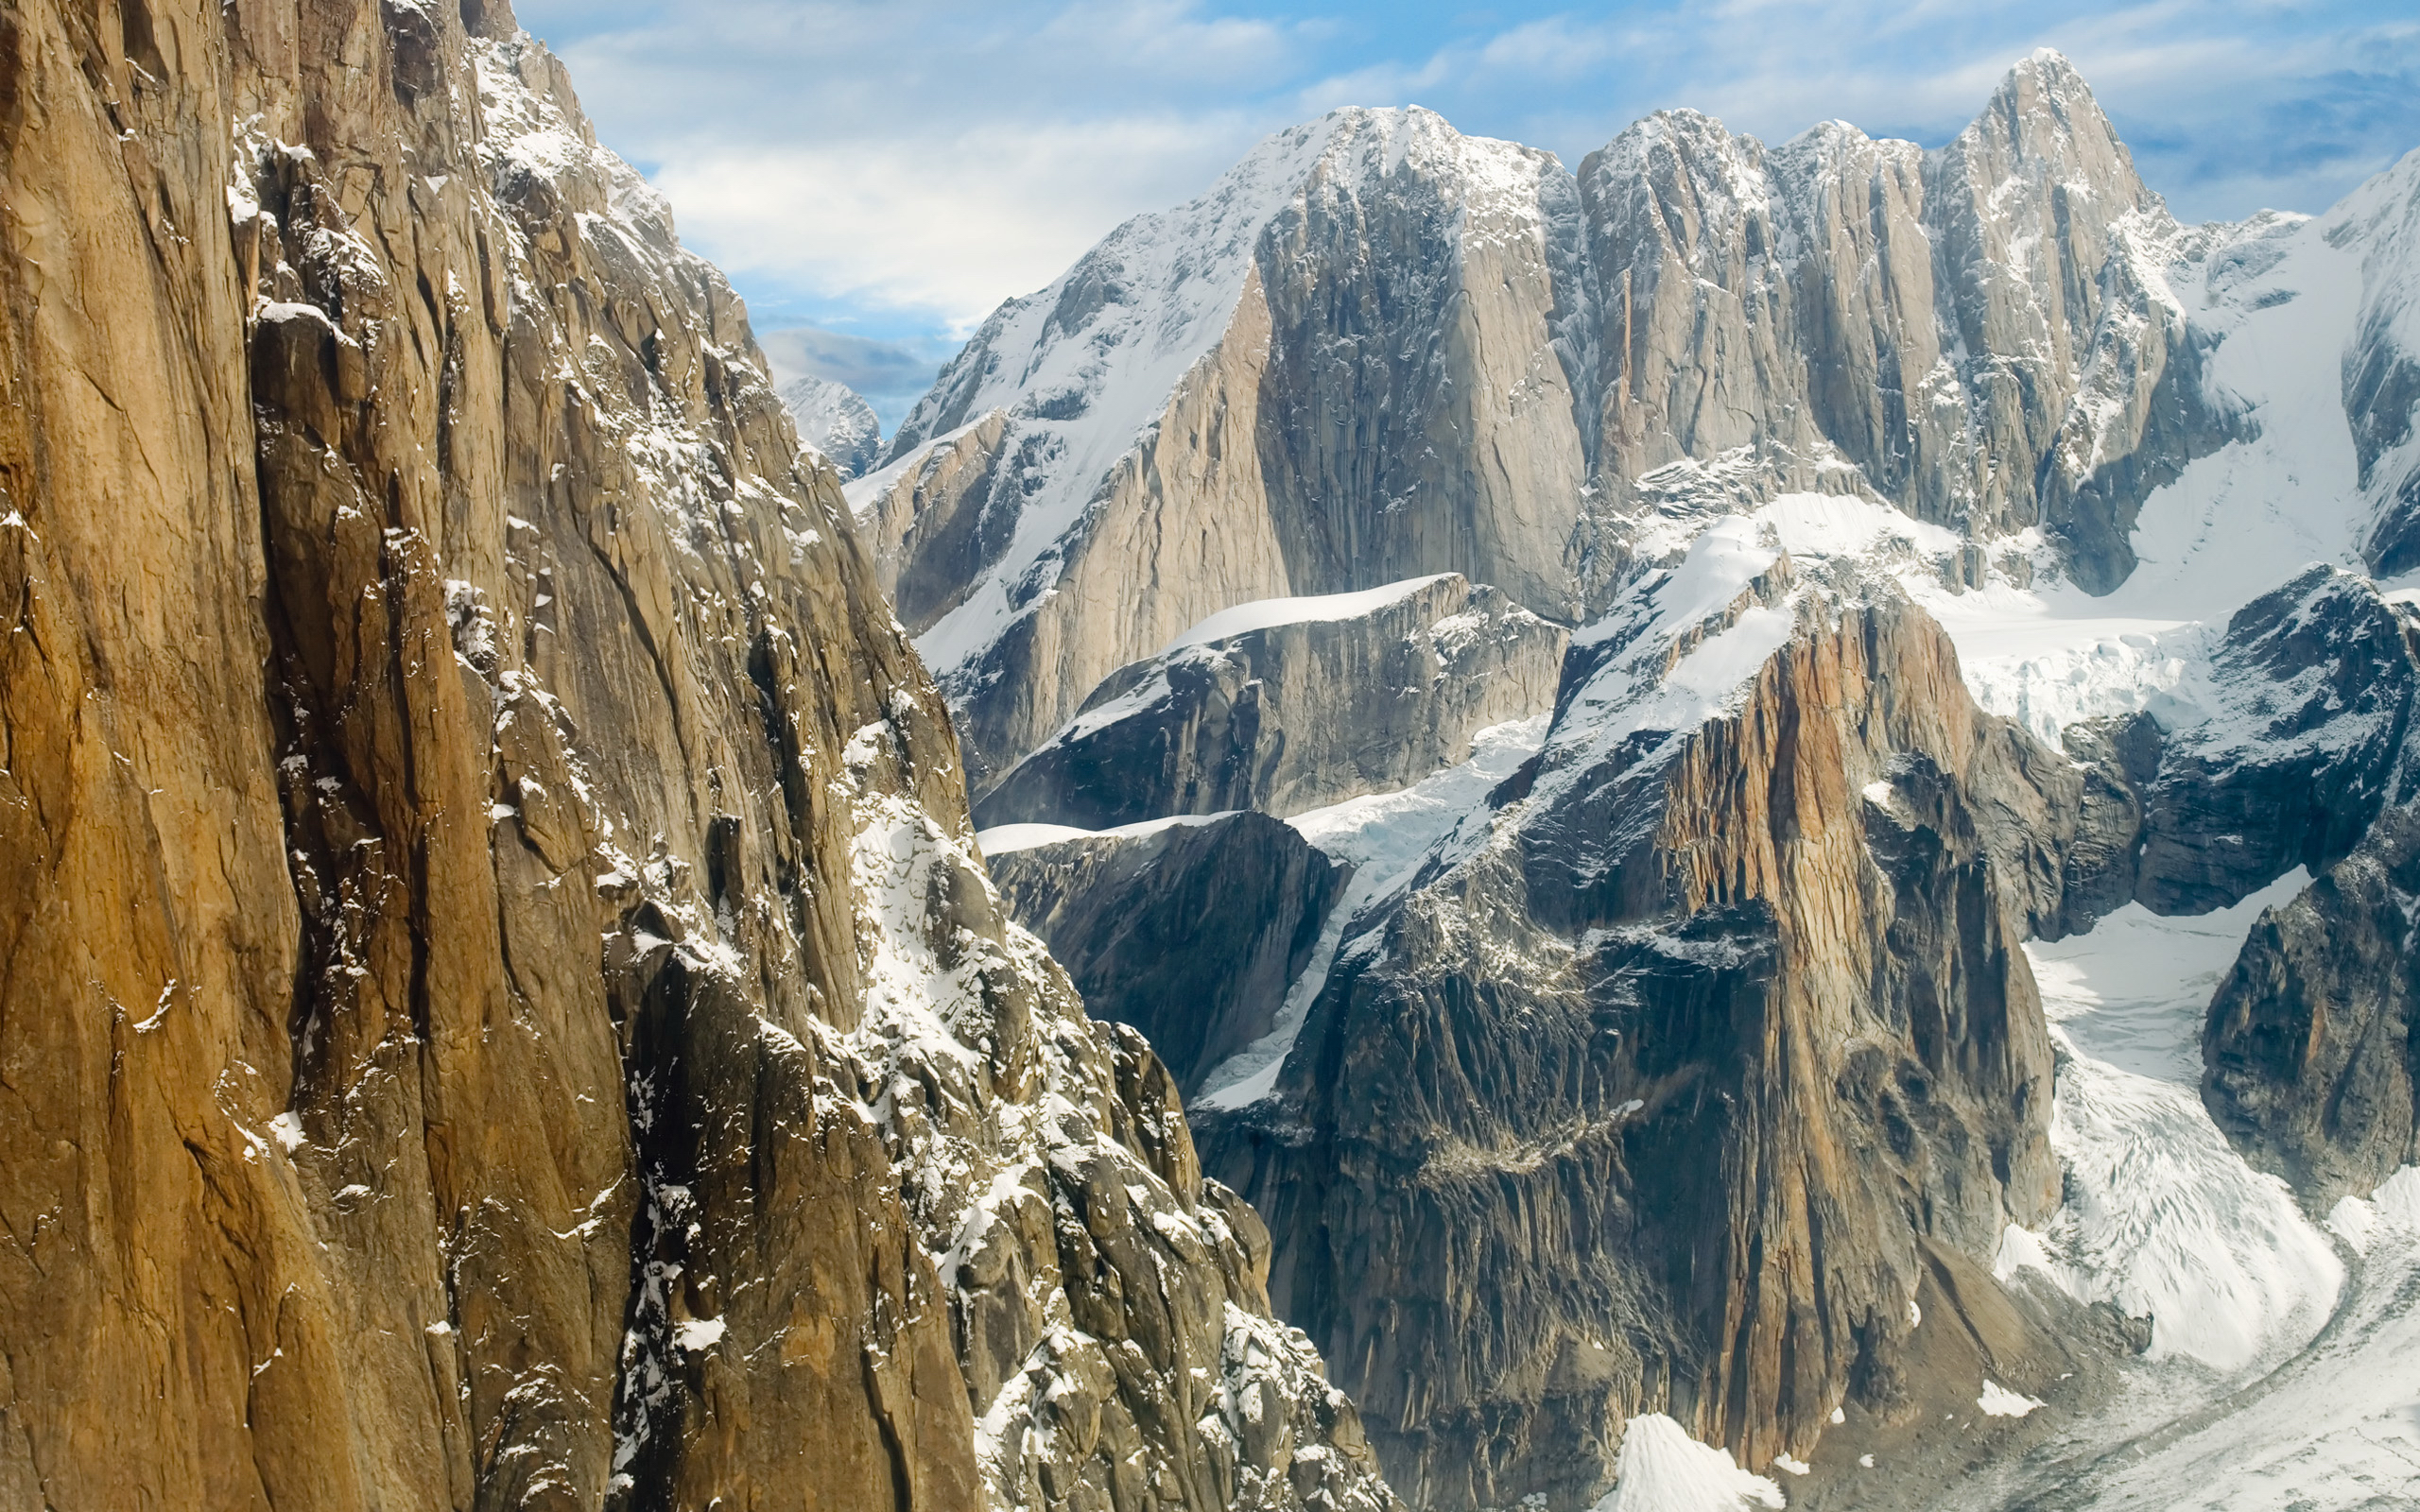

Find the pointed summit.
xmin=1950 ymin=47 xmax=2156 ymax=216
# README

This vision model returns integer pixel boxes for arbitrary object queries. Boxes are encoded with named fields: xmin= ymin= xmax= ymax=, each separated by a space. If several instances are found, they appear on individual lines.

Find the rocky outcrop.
xmin=2339 ymin=150 xmax=2420 ymax=575
xmin=976 ymin=575 xmax=1567 ymax=828
xmin=1576 ymin=52 xmax=2237 ymax=589
xmin=863 ymin=110 xmax=1591 ymax=785
xmin=851 ymin=407 xmax=1013 ymax=632
xmin=778 ymin=370 xmax=884 ymax=477
xmin=2043 ymin=568 xmax=2420 ymax=921
xmin=987 ymin=815 xmax=1349 ymax=1095
xmin=1192 ymin=556 xmax=2061 ymax=1507
xmin=2204 ymin=805 xmax=2420 ymax=1211
xmin=0 ymin=3 xmax=1392 ymax=1508
xmin=872 ymin=53 xmax=2245 ymax=787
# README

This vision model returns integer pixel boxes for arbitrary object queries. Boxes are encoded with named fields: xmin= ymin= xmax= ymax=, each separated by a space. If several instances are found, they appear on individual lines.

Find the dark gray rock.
xmin=2339 ymin=153 xmax=2420 ymax=576
xmin=2135 ymin=566 xmax=2420 ymax=913
xmin=2204 ymin=803 xmax=2420 ymax=1211
xmin=987 ymin=813 xmax=1349 ymax=1095
xmin=1194 ymin=597 xmax=2061 ymax=1509
xmin=976 ymin=575 xmax=1565 ymax=829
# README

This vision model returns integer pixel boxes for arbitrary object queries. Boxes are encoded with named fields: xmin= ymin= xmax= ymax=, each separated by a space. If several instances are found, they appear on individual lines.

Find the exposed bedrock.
xmin=875 ymin=53 xmax=2251 ymax=791
xmin=2204 ymin=804 xmax=2420 ymax=1212
xmin=975 ymin=575 xmax=1567 ymax=828
xmin=2341 ymin=150 xmax=2420 ymax=576
xmin=2046 ymin=566 xmax=2420 ymax=925
xmin=0 ymin=2 xmax=1392 ymax=1507
xmin=1194 ymin=596 xmax=2061 ymax=1509
xmin=987 ymin=815 xmax=1351 ymax=1096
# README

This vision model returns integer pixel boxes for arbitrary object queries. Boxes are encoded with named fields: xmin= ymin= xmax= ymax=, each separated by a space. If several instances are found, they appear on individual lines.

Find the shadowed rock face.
xmin=2204 ymin=805 xmax=2420 ymax=1212
xmin=1193 ymin=597 xmax=2061 ymax=1508
xmin=2041 ymin=568 xmax=2420 ymax=926
xmin=977 ymin=575 xmax=1568 ymax=828
xmin=0 ymin=3 xmax=1393 ymax=1508
xmin=988 ymin=815 xmax=1350 ymax=1095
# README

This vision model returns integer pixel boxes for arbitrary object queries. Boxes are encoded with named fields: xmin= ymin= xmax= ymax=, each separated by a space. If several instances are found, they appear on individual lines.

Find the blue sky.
xmin=514 ymin=1 xmax=2420 ymax=427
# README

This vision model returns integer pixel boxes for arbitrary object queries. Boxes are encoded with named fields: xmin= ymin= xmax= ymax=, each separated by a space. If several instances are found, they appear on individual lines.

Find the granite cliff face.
xmin=0 ymin=3 xmax=1392 ymax=1508
xmin=2204 ymin=805 xmax=2420 ymax=1211
xmin=864 ymin=53 xmax=2237 ymax=792
xmin=986 ymin=815 xmax=1349 ymax=1097
xmin=1194 ymin=546 xmax=2066 ymax=1505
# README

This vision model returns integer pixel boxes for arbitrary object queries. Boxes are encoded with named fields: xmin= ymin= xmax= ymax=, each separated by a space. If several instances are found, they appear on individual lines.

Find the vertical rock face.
xmin=0 ymin=3 xmax=1393 ymax=1509
xmin=869 ymin=51 xmax=2238 ymax=792
xmin=1193 ymin=571 xmax=2062 ymax=1507
xmin=2040 ymin=568 xmax=2420 ymax=924
xmin=976 ymin=575 xmax=1567 ymax=830
xmin=1575 ymin=50 xmax=2238 ymax=595
xmin=2341 ymin=150 xmax=2420 ymax=575
xmin=862 ymin=108 xmax=1591 ymax=788
xmin=986 ymin=815 xmax=1350 ymax=1095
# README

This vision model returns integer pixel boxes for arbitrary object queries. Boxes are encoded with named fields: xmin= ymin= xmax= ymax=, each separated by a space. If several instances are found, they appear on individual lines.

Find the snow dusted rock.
xmin=872 ymin=52 xmax=2241 ymax=794
xmin=2339 ymin=149 xmax=2420 ymax=575
xmin=984 ymin=813 xmax=1350 ymax=1095
xmin=1575 ymin=50 xmax=2236 ymax=592
xmin=861 ymin=107 xmax=1592 ymax=786
xmin=777 ymin=370 xmax=884 ymax=477
xmin=2133 ymin=567 xmax=2420 ymax=913
xmin=2043 ymin=568 xmax=2420 ymax=922
xmin=1192 ymin=539 xmax=2066 ymax=1505
xmin=976 ymin=575 xmax=1568 ymax=830
xmin=0 ymin=2 xmax=1392 ymax=1507
xmin=2204 ymin=804 xmax=2420 ymax=1210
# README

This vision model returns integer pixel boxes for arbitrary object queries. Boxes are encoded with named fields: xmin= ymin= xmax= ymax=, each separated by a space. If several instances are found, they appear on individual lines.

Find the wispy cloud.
xmin=516 ymin=0 xmax=2420 ymax=356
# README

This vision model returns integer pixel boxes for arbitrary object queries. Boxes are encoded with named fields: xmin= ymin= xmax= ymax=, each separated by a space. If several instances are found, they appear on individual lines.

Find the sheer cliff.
xmin=0 ymin=3 xmax=1392 ymax=1508
xmin=860 ymin=53 xmax=2236 ymax=792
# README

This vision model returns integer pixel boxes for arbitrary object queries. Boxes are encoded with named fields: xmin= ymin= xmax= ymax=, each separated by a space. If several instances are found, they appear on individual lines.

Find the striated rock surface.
xmin=777 ymin=370 xmax=884 ymax=478
xmin=2204 ymin=805 xmax=2420 ymax=1211
xmin=867 ymin=53 xmax=2241 ymax=788
xmin=1192 ymin=537 xmax=2063 ymax=1507
xmin=859 ymin=108 xmax=1590 ymax=786
xmin=0 ymin=3 xmax=1392 ymax=1508
xmin=1575 ymin=51 xmax=2238 ymax=594
xmin=977 ymin=575 xmax=1567 ymax=829
xmin=987 ymin=815 xmax=1350 ymax=1095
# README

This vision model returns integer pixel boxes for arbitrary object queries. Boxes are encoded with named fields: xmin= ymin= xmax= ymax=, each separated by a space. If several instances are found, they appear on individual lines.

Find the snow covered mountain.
xmin=856 ymin=53 xmax=2244 ymax=799
xmin=884 ymin=48 xmax=2420 ymax=1512
xmin=776 ymin=369 xmax=884 ymax=478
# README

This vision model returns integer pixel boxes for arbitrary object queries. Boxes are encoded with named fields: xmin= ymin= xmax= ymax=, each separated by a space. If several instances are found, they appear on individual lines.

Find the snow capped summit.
xmin=775 ymin=371 xmax=881 ymax=478
xmin=852 ymin=104 xmax=1589 ymax=785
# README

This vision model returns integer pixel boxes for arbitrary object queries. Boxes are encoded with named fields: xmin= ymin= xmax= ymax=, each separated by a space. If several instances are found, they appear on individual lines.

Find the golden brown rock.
xmin=0 ymin=3 xmax=1396 ymax=1507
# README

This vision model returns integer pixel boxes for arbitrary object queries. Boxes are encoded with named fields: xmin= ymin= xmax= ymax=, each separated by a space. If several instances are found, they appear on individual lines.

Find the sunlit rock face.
xmin=0 ymin=3 xmax=1394 ymax=1508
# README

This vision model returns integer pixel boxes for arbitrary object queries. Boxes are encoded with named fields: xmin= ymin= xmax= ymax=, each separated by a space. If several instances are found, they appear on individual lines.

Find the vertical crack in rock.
xmin=0 ymin=1 xmax=1395 ymax=1506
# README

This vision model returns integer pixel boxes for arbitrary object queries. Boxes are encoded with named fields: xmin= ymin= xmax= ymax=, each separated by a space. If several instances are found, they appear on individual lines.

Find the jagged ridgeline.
xmin=875 ymin=40 xmax=2420 ymax=1512
xmin=0 ymin=2 xmax=1393 ymax=1507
